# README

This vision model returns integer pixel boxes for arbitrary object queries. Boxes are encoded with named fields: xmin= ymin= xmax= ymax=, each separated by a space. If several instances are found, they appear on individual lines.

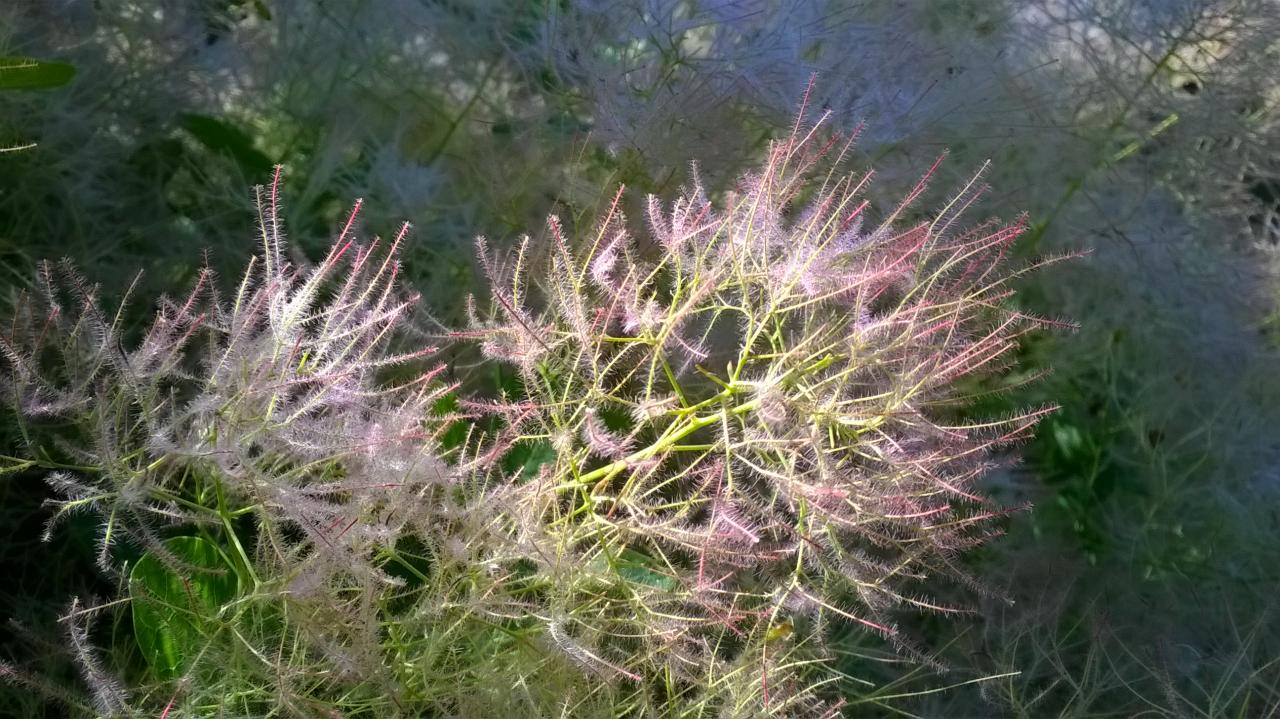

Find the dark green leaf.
xmin=1050 ymin=421 xmax=1086 ymax=460
xmin=591 ymin=548 xmax=677 ymax=591
xmin=0 ymin=56 xmax=75 ymax=90
xmin=130 ymin=536 xmax=238 ymax=679
xmin=503 ymin=440 xmax=556 ymax=479
xmin=178 ymin=113 xmax=274 ymax=178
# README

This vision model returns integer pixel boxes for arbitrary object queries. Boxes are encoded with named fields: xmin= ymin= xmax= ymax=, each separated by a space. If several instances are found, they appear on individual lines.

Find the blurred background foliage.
xmin=1 ymin=0 xmax=1278 ymax=716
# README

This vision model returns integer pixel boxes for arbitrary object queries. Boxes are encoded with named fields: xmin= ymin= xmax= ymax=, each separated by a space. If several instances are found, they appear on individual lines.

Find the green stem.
xmin=576 ymin=396 xmax=761 ymax=486
xmin=216 ymin=480 xmax=259 ymax=589
xmin=1022 ymin=31 xmax=1190 ymax=254
xmin=0 ymin=453 xmax=99 ymax=473
xmin=379 ymin=546 xmax=430 ymax=585
xmin=423 ymin=62 xmax=498 ymax=167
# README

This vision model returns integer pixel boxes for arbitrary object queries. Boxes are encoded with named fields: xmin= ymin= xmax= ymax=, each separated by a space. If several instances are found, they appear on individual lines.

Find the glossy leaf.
xmin=503 ymin=439 xmax=556 ymax=479
xmin=178 ymin=113 xmax=274 ymax=178
xmin=129 ymin=536 xmax=238 ymax=679
xmin=590 ymin=547 xmax=677 ymax=591
xmin=0 ymin=56 xmax=75 ymax=90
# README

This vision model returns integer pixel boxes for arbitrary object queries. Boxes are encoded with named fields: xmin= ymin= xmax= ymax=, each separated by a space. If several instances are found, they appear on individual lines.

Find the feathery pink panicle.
xmin=63 ymin=598 xmax=128 ymax=715
xmin=463 ymin=89 xmax=1058 ymax=713
xmin=0 ymin=175 xmax=466 ymax=710
xmin=580 ymin=408 xmax=633 ymax=460
xmin=1 ymin=96 xmax=1058 ymax=714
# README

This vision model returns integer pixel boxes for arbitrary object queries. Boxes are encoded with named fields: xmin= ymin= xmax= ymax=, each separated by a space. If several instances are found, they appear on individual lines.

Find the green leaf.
xmin=0 ymin=56 xmax=76 ymax=90
xmin=130 ymin=536 xmax=238 ymax=679
xmin=1050 ymin=422 xmax=1086 ymax=459
xmin=178 ymin=113 xmax=274 ymax=178
xmin=590 ymin=547 xmax=677 ymax=591
xmin=128 ymin=137 xmax=188 ymax=186
xmin=503 ymin=440 xmax=556 ymax=479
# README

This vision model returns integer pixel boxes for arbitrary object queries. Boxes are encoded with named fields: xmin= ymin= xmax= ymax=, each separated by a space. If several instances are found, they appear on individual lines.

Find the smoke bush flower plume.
xmin=3 ymin=165 xmax=452 ymax=577
xmin=0 ymin=167 xmax=463 ymax=714
xmin=0 ymin=95 xmax=1058 ymax=716
xmin=462 ymin=89 xmax=1060 ymax=714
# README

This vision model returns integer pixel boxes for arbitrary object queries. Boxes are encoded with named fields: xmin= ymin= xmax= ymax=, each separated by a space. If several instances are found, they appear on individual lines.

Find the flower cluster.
xmin=461 ymin=98 xmax=1056 ymax=711
xmin=1 ymin=169 xmax=462 ymax=713
xmin=1 ymin=103 xmax=1053 ymax=716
